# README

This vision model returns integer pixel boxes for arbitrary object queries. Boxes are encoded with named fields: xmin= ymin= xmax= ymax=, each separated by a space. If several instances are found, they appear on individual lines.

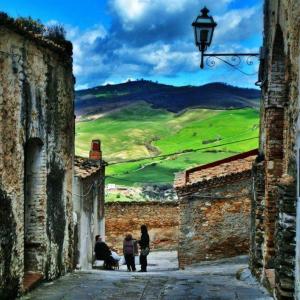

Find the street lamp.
xmin=192 ymin=7 xmax=217 ymax=69
xmin=192 ymin=7 xmax=260 ymax=74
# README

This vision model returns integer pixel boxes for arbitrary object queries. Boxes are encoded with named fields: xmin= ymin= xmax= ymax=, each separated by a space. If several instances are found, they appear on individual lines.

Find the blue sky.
xmin=1 ymin=0 xmax=263 ymax=89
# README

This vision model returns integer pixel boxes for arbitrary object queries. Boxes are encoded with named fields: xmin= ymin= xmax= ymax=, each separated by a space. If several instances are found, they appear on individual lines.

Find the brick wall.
xmin=105 ymin=202 xmax=179 ymax=253
xmin=250 ymin=159 xmax=265 ymax=278
xmin=177 ymin=177 xmax=252 ymax=269
xmin=251 ymin=1 xmax=300 ymax=299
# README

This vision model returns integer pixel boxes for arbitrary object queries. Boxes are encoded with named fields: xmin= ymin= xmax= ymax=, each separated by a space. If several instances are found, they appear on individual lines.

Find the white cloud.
xmin=111 ymin=0 xmax=234 ymax=31
xmin=113 ymin=0 xmax=148 ymax=21
xmin=66 ymin=0 xmax=262 ymax=88
xmin=102 ymin=80 xmax=117 ymax=86
xmin=46 ymin=19 xmax=60 ymax=26
xmin=76 ymin=83 xmax=89 ymax=90
xmin=214 ymin=6 xmax=262 ymax=43
xmin=66 ymin=24 xmax=107 ymax=84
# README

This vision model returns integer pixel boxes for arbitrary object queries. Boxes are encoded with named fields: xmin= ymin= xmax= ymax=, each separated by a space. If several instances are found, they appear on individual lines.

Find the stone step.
xmin=23 ymin=272 xmax=43 ymax=292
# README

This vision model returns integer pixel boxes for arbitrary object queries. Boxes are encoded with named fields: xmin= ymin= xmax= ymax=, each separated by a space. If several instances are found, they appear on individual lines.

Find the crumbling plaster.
xmin=0 ymin=24 xmax=74 ymax=298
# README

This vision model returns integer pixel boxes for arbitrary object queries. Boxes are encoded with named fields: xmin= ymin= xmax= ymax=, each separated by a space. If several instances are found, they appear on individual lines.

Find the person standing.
xmin=123 ymin=234 xmax=136 ymax=272
xmin=138 ymin=225 xmax=150 ymax=272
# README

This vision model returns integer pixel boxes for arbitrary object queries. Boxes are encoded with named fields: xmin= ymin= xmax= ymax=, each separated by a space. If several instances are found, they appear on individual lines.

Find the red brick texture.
xmin=105 ymin=202 xmax=179 ymax=254
xmin=175 ymin=152 xmax=255 ymax=268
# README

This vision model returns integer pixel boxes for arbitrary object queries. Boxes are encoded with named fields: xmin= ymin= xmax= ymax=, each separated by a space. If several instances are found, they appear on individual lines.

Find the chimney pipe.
xmin=89 ymin=139 xmax=102 ymax=160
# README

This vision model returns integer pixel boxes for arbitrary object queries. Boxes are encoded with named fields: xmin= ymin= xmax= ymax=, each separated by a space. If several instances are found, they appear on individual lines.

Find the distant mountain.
xmin=75 ymin=80 xmax=261 ymax=117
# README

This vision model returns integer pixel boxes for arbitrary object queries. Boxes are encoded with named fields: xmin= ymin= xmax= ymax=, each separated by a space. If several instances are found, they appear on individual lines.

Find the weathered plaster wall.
xmin=177 ymin=178 xmax=251 ymax=269
xmin=73 ymin=165 xmax=105 ymax=270
xmin=0 ymin=23 xmax=74 ymax=298
xmin=105 ymin=202 xmax=179 ymax=253
xmin=251 ymin=1 xmax=300 ymax=299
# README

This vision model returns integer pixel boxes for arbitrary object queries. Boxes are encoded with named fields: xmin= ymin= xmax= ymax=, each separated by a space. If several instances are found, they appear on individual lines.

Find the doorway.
xmin=24 ymin=138 xmax=45 ymax=275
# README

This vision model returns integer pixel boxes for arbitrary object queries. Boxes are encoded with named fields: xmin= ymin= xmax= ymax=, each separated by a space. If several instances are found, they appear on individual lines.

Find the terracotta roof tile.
xmin=74 ymin=156 xmax=105 ymax=179
xmin=174 ymin=149 xmax=258 ymax=189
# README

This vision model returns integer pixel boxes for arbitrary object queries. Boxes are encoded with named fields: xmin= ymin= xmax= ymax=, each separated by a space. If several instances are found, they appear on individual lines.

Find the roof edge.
xmin=186 ymin=149 xmax=258 ymax=176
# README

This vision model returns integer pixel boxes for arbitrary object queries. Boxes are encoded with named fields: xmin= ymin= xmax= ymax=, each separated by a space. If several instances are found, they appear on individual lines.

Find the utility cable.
xmin=67 ymin=182 xmax=98 ymax=198
xmin=107 ymin=136 xmax=258 ymax=179
xmin=108 ymin=136 xmax=259 ymax=166
xmin=105 ymin=175 xmax=172 ymax=184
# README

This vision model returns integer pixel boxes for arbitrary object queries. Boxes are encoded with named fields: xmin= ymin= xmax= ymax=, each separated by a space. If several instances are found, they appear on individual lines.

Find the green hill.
xmin=75 ymin=101 xmax=259 ymax=186
xmin=75 ymin=81 xmax=260 ymax=116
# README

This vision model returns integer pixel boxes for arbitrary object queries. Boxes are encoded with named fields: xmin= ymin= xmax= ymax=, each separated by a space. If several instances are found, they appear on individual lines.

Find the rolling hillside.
xmin=75 ymin=80 xmax=260 ymax=117
xmin=75 ymin=98 xmax=260 ymax=187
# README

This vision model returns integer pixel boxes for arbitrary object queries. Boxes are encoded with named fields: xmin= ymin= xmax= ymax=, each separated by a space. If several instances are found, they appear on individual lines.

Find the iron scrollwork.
xmin=203 ymin=53 xmax=259 ymax=76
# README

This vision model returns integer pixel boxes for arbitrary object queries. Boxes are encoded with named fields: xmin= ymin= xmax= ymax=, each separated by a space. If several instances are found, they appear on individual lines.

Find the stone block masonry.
xmin=105 ymin=202 xmax=179 ymax=253
xmin=0 ymin=16 xmax=74 ymax=298
xmin=177 ymin=179 xmax=251 ymax=268
xmin=275 ymin=176 xmax=296 ymax=299
xmin=250 ymin=1 xmax=300 ymax=299
xmin=250 ymin=159 xmax=265 ymax=278
xmin=175 ymin=150 xmax=256 ymax=269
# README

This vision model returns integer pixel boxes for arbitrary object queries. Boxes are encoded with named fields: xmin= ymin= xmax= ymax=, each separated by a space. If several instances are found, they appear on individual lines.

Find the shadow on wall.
xmin=0 ymin=188 xmax=18 ymax=300
xmin=46 ymin=156 xmax=66 ymax=278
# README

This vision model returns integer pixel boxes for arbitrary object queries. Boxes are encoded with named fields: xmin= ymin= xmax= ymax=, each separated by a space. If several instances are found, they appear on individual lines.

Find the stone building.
xmin=73 ymin=140 xmax=106 ymax=269
xmin=0 ymin=15 xmax=74 ymax=298
xmin=174 ymin=149 xmax=257 ymax=269
xmin=250 ymin=1 xmax=300 ymax=299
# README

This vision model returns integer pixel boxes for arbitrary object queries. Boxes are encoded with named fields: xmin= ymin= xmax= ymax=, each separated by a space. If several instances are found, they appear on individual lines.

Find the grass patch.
xmin=76 ymin=102 xmax=259 ymax=186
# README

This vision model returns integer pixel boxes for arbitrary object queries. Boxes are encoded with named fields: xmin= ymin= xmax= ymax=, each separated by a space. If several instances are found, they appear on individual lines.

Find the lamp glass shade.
xmin=192 ymin=7 xmax=217 ymax=50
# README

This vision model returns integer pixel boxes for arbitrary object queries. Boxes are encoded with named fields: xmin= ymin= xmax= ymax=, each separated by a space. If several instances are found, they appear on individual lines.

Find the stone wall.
xmin=251 ymin=1 xmax=300 ymax=299
xmin=177 ymin=177 xmax=251 ymax=269
xmin=105 ymin=202 xmax=179 ymax=253
xmin=0 ymin=20 xmax=74 ymax=298
xmin=275 ymin=176 xmax=296 ymax=299
xmin=250 ymin=158 xmax=265 ymax=278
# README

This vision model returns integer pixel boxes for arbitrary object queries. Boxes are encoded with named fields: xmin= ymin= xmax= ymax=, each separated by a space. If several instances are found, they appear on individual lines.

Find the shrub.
xmin=15 ymin=17 xmax=45 ymax=35
xmin=45 ymin=24 xmax=66 ymax=42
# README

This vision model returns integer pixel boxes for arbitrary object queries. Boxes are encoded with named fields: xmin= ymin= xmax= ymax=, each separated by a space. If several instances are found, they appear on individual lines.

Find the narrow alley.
xmin=21 ymin=252 xmax=272 ymax=300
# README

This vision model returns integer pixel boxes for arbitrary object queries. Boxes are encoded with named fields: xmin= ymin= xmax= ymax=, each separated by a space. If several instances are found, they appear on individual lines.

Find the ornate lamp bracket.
xmin=202 ymin=53 xmax=260 ymax=76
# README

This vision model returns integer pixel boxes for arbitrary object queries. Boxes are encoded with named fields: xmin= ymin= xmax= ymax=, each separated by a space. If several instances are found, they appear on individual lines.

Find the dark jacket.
xmin=139 ymin=233 xmax=149 ymax=249
xmin=94 ymin=240 xmax=111 ymax=260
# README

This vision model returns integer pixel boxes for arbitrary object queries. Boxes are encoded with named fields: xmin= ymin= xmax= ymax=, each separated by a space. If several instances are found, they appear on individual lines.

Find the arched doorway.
xmin=24 ymin=138 xmax=46 ymax=275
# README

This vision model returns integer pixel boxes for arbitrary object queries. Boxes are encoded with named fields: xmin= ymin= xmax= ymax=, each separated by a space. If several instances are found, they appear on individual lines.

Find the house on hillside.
xmin=250 ymin=1 xmax=300 ymax=299
xmin=174 ymin=149 xmax=258 ymax=269
xmin=0 ymin=15 xmax=74 ymax=298
xmin=73 ymin=140 xmax=106 ymax=269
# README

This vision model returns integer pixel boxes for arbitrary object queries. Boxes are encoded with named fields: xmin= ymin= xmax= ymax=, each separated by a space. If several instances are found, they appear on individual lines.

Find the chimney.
xmin=89 ymin=139 xmax=102 ymax=161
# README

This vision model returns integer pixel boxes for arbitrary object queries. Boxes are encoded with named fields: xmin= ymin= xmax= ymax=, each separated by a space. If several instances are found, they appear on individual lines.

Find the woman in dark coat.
xmin=138 ymin=225 xmax=150 ymax=272
xmin=94 ymin=235 xmax=114 ymax=270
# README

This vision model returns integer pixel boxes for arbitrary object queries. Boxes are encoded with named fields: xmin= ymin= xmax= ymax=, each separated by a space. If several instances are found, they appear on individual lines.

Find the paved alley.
xmin=21 ymin=252 xmax=273 ymax=300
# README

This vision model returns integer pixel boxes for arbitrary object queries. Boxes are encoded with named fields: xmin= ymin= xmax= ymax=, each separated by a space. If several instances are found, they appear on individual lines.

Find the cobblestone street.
xmin=21 ymin=252 xmax=273 ymax=300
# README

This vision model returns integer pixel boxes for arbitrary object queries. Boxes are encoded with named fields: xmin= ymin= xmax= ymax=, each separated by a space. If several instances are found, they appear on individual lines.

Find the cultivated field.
xmin=76 ymin=101 xmax=259 ymax=186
